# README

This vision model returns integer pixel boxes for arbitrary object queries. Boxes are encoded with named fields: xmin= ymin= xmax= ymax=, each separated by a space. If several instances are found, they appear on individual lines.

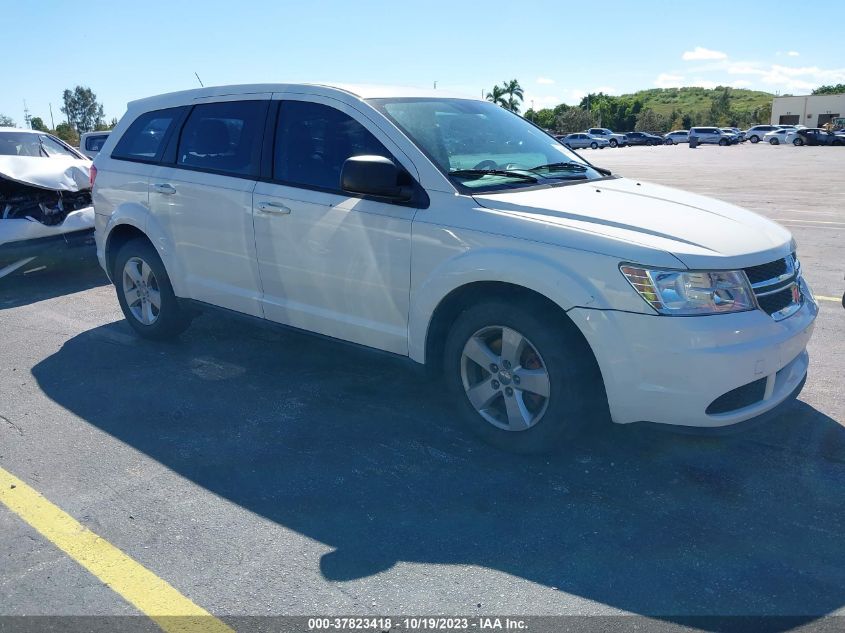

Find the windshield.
xmin=0 ymin=132 xmax=79 ymax=158
xmin=369 ymin=98 xmax=604 ymax=192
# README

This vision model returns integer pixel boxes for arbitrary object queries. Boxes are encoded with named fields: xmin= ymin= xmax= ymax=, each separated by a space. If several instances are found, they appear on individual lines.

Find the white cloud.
xmin=536 ymin=77 xmax=555 ymax=85
xmin=682 ymin=47 xmax=728 ymax=61
xmin=787 ymin=51 xmax=800 ymax=57
xmin=731 ymin=79 xmax=752 ymax=88
xmin=654 ymin=73 xmax=684 ymax=88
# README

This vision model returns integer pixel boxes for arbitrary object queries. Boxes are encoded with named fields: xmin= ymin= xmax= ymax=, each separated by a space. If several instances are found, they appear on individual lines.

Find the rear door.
xmin=252 ymin=96 xmax=419 ymax=355
xmin=148 ymin=95 xmax=270 ymax=317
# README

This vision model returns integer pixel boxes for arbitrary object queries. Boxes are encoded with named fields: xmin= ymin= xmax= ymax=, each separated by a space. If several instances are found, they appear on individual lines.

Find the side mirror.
xmin=341 ymin=155 xmax=412 ymax=201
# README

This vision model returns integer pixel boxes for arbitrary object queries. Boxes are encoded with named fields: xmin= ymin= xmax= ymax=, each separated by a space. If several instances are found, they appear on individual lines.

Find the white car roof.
xmin=127 ymin=83 xmax=476 ymax=111
xmin=0 ymin=127 xmax=43 ymax=134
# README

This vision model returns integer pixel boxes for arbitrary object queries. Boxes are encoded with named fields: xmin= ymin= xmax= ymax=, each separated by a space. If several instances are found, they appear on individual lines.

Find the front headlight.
xmin=620 ymin=265 xmax=756 ymax=315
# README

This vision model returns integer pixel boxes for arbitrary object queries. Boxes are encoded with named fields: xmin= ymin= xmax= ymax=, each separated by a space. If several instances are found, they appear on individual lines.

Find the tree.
xmin=0 ymin=114 xmax=15 ymax=127
xmin=634 ymin=108 xmax=669 ymax=133
xmin=502 ymin=79 xmax=524 ymax=114
xmin=812 ymin=84 xmax=845 ymax=95
xmin=53 ymin=122 xmax=79 ymax=146
xmin=555 ymin=108 xmax=592 ymax=134
xmin=95 ymin=117 xmax=118 ymax=131
xmin=30 ymin=116 xmax=49 ymax=131
xmin=61 ymin=86 xmax=105 ymax=134
xmin=485 ymin=85 xmax=507 ymax=108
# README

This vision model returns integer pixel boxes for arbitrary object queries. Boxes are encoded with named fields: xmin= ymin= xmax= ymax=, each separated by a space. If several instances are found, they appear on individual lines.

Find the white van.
xmin=91 ymin=84 xmax=817 ymax=452
xmin=79 ymin=131 xmax=110 ymax=160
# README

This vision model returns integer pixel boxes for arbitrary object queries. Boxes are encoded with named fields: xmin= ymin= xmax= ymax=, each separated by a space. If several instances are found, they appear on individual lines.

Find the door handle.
xmin=257 ymin=201 xmax=291 ymax=215
xmin=152 ymin=183 xmax=176 ymax=195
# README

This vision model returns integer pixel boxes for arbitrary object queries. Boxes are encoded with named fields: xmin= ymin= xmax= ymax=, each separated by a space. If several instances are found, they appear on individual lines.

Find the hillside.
xmin=620 ymin=87 xmax=774 ymax=118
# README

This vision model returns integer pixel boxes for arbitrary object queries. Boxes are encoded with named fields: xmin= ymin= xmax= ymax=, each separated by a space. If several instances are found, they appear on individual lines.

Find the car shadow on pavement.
xmin=0 ymin=250 xmax=108 ymax=310
xmin=31 ymin=314 xmax=845 ymax=630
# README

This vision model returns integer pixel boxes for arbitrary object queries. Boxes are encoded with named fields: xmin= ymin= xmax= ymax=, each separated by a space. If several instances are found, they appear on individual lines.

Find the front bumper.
xmin=568 ymin=295 xmax=818 ymax=428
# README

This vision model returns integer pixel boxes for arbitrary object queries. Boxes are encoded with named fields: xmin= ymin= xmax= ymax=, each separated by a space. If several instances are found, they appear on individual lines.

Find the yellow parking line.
xmin=0 ymin=467 xmax=233 ymax=633
xmin=817 ymin=295 xmax=841 ymax=303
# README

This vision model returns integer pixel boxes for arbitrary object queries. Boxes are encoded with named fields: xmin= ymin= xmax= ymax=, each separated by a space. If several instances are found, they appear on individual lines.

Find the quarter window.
xmin=112 ymin=108 xmax=181 ymax=162
xmin=274 ymin=101 xmax=393 ymax=191
xmin=176 ymin=101 xmax=267 ymax=177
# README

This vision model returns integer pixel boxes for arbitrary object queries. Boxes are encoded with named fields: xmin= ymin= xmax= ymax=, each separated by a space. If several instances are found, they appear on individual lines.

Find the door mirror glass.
xmin=341 ymin=155 xmax=411 ymax=201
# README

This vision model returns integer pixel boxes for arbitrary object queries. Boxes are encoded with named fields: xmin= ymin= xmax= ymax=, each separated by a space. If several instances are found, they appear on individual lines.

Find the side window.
xmin=39 ymin=135 xmax=77 ymax=157
xmin=112 ymin=108 xmax=181 ymax=162
xmin=176 ymin=100 xmax=267 ymax=177
xmin=86 ymin=135 xmax=108 ymax=152
xmin=274 ymin=101 xmax=393 ymax=192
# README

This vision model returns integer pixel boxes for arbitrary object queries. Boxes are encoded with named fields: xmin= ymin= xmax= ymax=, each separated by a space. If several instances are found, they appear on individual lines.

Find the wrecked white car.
xmin=0 ymin=128 xmax=95 ymax=278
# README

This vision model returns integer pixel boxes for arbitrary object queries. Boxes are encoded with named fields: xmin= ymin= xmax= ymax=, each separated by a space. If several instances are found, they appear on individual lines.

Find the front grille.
xmin=744 ymin=259 xmax=787 ymax=285
xmin=757 ymin=287 xmax=795 ymax=315
xmin=706 ymin=377 xmax=767 ymax=415
xmin=743 ymin=254 xmax=802 ymax=320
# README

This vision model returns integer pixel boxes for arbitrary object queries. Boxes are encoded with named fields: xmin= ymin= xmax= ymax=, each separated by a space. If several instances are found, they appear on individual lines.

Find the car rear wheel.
xmin=749 ymin=135 xmax=760 ymax=143
xmin=590 ymin=141 xmax=598 ymax=149
xmin=444 ymin=299 xmax=605 ymax=453
xmin=719 ymin=138 xmax=729 ymax=146
xmin=114 ymin=238 xmax=192 ymax=340
xmin=793 ymin=138 xmax=804 ymax=146
xmin=769 ymin=138 xmax=779 ymax=145
xmin=609 ymin=139 xmax=618 ymax=148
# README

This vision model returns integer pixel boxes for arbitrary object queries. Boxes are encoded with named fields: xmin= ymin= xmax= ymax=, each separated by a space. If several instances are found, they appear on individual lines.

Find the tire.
xmin=793 ymin=138 xmax=803 ymax=146
xmin=443 ymin=299 xmax=605 ymax=454
xmin=769 ymin=138 xmax=779 ymax=145
xmin=609 ymin=139 xmax=618 ymax=148
xmin=114 ymin=238 xmax=192 ymax=340
xmin=719 ymin=138 xmax=729 ymax=146
xmin=749 ymin=135 xmax=760 ymax=143
xmin=590 ymin=141 xmax=598 ymax=149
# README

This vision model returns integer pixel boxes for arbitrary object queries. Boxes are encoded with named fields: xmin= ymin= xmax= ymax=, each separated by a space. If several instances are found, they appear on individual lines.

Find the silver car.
xmin=689 ymin=127 xmax=732 ymax=146
xmin=560 ymin=133 xmax=609 ymax=149
xmin=586 ymin=128 xmax=627 ymax=147
xmin=664 ymin=130 xmax=689 ymax=145
xmin=763 ymin=129 xmax=791 ymax=145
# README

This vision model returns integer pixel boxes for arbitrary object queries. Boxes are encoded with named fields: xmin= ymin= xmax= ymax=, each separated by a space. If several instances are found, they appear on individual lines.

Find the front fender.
xmin=409 ymin=247 xmax=602 ymax=364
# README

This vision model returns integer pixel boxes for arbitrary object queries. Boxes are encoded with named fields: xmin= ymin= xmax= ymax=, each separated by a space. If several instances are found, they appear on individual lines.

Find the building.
xmin=771 ymin=93 xmax=845 ymax=128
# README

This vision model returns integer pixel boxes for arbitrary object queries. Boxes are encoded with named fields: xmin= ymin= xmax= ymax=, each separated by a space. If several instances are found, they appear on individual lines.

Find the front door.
xmin=252 ymin=97 xmax=419 ymax=355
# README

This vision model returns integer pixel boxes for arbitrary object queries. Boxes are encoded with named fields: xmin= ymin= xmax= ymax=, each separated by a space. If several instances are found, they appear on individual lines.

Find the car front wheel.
xmin=609 ymin=139 xmax=618 ymax=148
xmin=749 ymin=135 xmax=759 ymax=143
xmin=719 ymin=138 xmax=729 ymax=146
xmin=770 ymin=138 xmax=779 ymax=145
xmin=444 ymin=300 xmax=604 ymax=453
xmin=590 ymin=141 xmax=598 ymax=149
xmin=793 ymin=138 xmax=804 ymax=146
xmin=114 ymin=238 xmax=192 ymax=340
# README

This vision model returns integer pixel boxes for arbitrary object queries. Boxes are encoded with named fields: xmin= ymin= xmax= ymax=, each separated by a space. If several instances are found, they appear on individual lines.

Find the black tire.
xmin=793 ymin=138 xmax=803 ymax=146
xmin=443 ymin=299 xmax=606 ymax=454
xmin=590 ymin=141 xmax=598 ymax=149
xmin=749 ymin=135 xmax=759 ymax=143
xmin=719 ymin=138 xmax=729 ymax=146
xmin=114 ymin=238 xmax=192 ymax=340
xmin=769 ymin=138 xmax=779 ymax=145
xmin=609 ymin=139 xmax=618 ymax=148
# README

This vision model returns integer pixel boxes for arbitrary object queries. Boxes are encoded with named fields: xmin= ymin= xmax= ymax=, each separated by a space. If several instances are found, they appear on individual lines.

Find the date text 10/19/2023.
xmin=307 ymin=617 xmax=528 ymax=630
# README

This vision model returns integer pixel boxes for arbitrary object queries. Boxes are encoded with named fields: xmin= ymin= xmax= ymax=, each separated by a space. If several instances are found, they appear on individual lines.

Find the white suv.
xmin=689 ymin=127 xmax=732 ymax=146
xmin=92 ymin=84 xmax=817 ymax=452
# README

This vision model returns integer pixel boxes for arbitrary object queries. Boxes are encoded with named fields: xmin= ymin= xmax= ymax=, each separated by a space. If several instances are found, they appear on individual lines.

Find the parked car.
xmin=721 ymin=127 xmax=745 ymax=142
xmin=664 ymin=130 xmax=689 ymax=145
xmin=745 ymin=125 xmax=780 ymax=143
xmin=763 ymin=129 xmax=791 ymax=145
xmin=559 ymin=133 xmax=609 ymax=149
xmin=793 ymin=128 xmax=844 ymax=146
xmin=689 ymin=127 xmax=732 ymax=146
xmin=92 ymin=84 xmax=817 ymax=453
xmin=79 ymin=131 xmax=111 ymax=160
xmin=586 ymin=128 xmax=627 ymax=148
xmin=0 ymin=128 xmax=94 ymax=278
xmin=623 ymin=131 xmax=664 ymax=146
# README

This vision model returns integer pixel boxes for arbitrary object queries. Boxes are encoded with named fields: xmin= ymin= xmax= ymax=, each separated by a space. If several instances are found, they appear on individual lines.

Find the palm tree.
xmin=485 ymin=85 xmax=507 ymax=108
xmin=502 ymin=79 xmax=524 ymax=114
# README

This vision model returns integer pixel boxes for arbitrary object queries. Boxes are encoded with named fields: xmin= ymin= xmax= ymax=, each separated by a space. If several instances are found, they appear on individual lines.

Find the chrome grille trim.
xmin=744 ymin=254 xmax=803 ymax=321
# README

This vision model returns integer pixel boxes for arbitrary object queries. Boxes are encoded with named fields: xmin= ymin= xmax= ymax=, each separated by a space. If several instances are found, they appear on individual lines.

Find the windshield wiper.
xmin=529 ymin=161 xmax=588 ymax=173
xmin=449 ymin=169 xmax=538 ymax=182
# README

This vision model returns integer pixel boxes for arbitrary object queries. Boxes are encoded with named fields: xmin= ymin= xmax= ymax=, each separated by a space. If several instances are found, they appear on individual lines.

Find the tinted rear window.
xmin=85 ymin=134 xmax=109 ymax=151
xmin=112 ymin=108 xmax=182 ymax=162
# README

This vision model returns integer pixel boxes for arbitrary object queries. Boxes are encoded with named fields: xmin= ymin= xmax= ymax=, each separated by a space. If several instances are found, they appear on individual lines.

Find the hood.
xmin=0 ymin=155 xmax=91 ymax=192
xmin=472 ymin=178 xmax=793 ymax=270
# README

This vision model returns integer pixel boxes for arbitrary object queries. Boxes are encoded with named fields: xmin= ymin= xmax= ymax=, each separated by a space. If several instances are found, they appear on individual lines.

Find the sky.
xmin=3 ymin=0 xmax=844 ymax=127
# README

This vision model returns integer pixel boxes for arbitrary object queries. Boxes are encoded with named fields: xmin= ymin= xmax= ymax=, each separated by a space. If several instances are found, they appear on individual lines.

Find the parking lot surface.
xmin=1 ymin=143 xmax=844 ymax=631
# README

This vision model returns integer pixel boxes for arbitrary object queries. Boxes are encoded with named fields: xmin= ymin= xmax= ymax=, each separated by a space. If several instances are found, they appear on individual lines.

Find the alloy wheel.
xmin=460 ymin=326 xmax=551 ymax=432
xmin=122 ymin=257 xmax=161 ymax=325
